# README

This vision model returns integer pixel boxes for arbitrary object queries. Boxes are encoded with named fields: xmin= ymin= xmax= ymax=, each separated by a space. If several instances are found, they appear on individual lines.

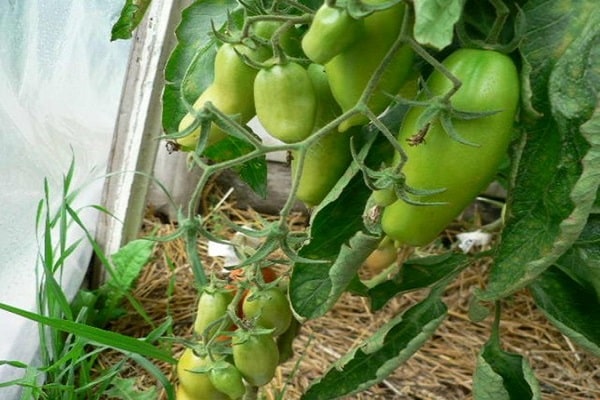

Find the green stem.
xmin=490 ymin=301 xmax=502 ymax=346
xmin=406 ymin=37 xmax=462 ymax=101
xmin=485 ymin=0 xmax=510 ymax=44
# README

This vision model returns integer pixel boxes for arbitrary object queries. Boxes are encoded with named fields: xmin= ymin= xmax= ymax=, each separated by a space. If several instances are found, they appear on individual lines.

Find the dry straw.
xmin=97 ymin=184 xmax=599 ymax=400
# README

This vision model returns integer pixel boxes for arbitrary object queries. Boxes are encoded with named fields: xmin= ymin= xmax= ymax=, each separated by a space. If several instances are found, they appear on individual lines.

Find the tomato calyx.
xmin=358 ymin=154 xmax=448 ymax=208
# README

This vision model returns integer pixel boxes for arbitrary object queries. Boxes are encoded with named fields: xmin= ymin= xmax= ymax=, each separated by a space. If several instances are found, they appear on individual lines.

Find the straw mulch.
xmin=97 ymin=184 xmax=600 ymax=400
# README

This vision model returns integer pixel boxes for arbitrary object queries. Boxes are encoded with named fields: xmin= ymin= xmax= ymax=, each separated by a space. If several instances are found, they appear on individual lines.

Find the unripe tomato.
xmin=209 ymin=360 xmax=246 ymax=400
xmin=232 ymin=333 xmax=279 ymax=386
xmin=372 ymin=188 xmax=397 ymax=207
xmin=254 ymin=62 xmax=317 ymax=143
xmin=242 ymin=287 xmax=292 ymax=336
xmin=194 ymin=287 xmax=234 ymax=337
xmin=176 ymin=43 xmax=268 ymax=150
xmin=325 ymin=2 xmax=414 ymax=132
xmin=176 ymin=348 xmax=229 ymax=400
xmin=381 ymin=49 xmax=520 ymax=246
xmin=301 ymin=3 xmax=364 ymax=64
xmin=363 ymin=237 xmax=397 ymax=274
xmin=176 ymin=385 xmax=199 ymax=400
xmin=252 ymin=20 xmax=304 ymax=58
xmin=292 ymin=63 xmax=353 ymax=206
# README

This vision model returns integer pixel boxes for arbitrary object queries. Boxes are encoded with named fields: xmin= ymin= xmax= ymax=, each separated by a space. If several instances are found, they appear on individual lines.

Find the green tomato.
xmin=194 ymin=287 xmax=234 ymax=337
xmin=176 ymin=43 xmax=268 ymax=150
xmin=301 ymin=3 xmax=364 ymax=64
xmin=254 ymin=62 xmax=318 ymax=143
xmin=252 ymin=20 xmax=304 ymax=58
xmin=176 ymin=348 xmax=229 ymax=400
xmin=372 ymin=188 xmax=397 ymax=207
xmin=209 ymin=360 xmax=246 ymax=400
xmin=363 ymin=236 xmax=397 ymax=274
xmin=292 ymin=63 xmax=353 ymax=207
xmin=232 ymin=333 xmax=279 ymax=386
xmin=325 ymin=2 xmax=414 ymax=132
xmin=242 ymin=287 xmax=292 ymax=336
xmin=381 ymin=49 xmax=520 ymax=246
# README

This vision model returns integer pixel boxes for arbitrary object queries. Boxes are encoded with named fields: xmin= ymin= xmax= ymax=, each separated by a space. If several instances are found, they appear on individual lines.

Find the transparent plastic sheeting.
xmin=0 ymin=0 xmax=131 ymax=396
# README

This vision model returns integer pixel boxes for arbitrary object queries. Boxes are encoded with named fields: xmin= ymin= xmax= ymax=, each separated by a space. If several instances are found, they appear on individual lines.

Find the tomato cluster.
xmin=173 ymin=0 xmax=522 ymax=393
xmin=175 ymin=0 xmax=418 ymax=209
xmin=175 ymin=267 xmax=294 ymax=399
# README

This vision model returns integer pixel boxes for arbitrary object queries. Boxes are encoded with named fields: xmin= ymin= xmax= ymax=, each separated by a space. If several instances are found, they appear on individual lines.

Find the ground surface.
xmin=98 ymin=192 xmax=600 ymax=400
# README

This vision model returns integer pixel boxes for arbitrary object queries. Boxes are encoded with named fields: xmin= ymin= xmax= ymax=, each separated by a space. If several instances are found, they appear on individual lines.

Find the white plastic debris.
xmin=207 ymin=240 xmax=241 ymax=267
xmin=207 ymin=226 xmax=263 ymax=268
xmin=456 ymin=230 xmax=492 ymax=253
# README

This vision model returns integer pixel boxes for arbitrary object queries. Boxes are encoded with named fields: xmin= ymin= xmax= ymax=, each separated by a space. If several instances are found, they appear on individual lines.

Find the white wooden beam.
xmin=94 ymin=0 xmax=185 ymax=285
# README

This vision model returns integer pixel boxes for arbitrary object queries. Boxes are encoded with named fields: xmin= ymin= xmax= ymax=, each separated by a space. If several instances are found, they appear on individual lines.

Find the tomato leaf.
xmin=553 ymin=214 xmax=600 ymax=299
xmin=290 ymin=132 xmax=385 ymax=319
xmin=413 ymin=0 xmax=465 ymax=50
xmin=107 ymin=239 xmax=155 ymax=296
xmin=111 ymin=0 xmax=152 ymax=41
xmin=367 ymin=252 xmax=470 ymax=311
xmin=290 ymin=172 xmax=379 ymax=319
xmin=473 ymin=337 xmax=541 ymax=400
xmin=480 ymin=0 xmax=600 ymax=301
xmin=203 ymin=136 xmax=268 ymax=198
xmin=162 ymin=0 xmax=241 ymax=135
xmin=529 ymin=266 xmax=600 ymax=357
xmin=301 ymin=289 xmax=447 ymax=399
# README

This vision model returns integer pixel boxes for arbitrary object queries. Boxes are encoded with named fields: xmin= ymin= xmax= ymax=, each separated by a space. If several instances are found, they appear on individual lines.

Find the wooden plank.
xmin=93 ymin=0 xmax=186 ymax=286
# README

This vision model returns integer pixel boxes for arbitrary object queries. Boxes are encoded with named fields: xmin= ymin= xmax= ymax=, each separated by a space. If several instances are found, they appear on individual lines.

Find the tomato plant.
xmin=112 ymin=0 xmax=600 ymax=399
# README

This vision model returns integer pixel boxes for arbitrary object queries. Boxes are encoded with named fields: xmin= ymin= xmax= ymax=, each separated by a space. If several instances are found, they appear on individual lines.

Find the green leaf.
xmin=413 ymin=0 xmax=465 ymax=50
xmin=554 ymin=213 xmax=600 ymax=300
xmin=105 ymin=377 xmax=158 ymax=400
xmin=473 ymin=337 xmax=541 ymax=400
xmin=367 ymin=252 xmax=470 ymax=311
xmin=107 ymin=239 xmax=155 ymax=296
xmin=529 ymin=266 xmax=600 ymax=357
xmin=301 ymin=289 xmax=447 ymax=399
xmin=290 ymin=172 xmax=380 ymax=319
xmin=0 ymin=302 xmax=174 ymax=363
xmin=111 ymin=0 xmax=152 ymax=41
xmin=481 ymin=1 xmax=600 ymax=301
xmin=204 ymin=136 xmax=268 ymax=198
xmin=162 ymin=0 xmax=240 ymax=134
xmin=290 ymin=126 xmax=410 ymax=319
